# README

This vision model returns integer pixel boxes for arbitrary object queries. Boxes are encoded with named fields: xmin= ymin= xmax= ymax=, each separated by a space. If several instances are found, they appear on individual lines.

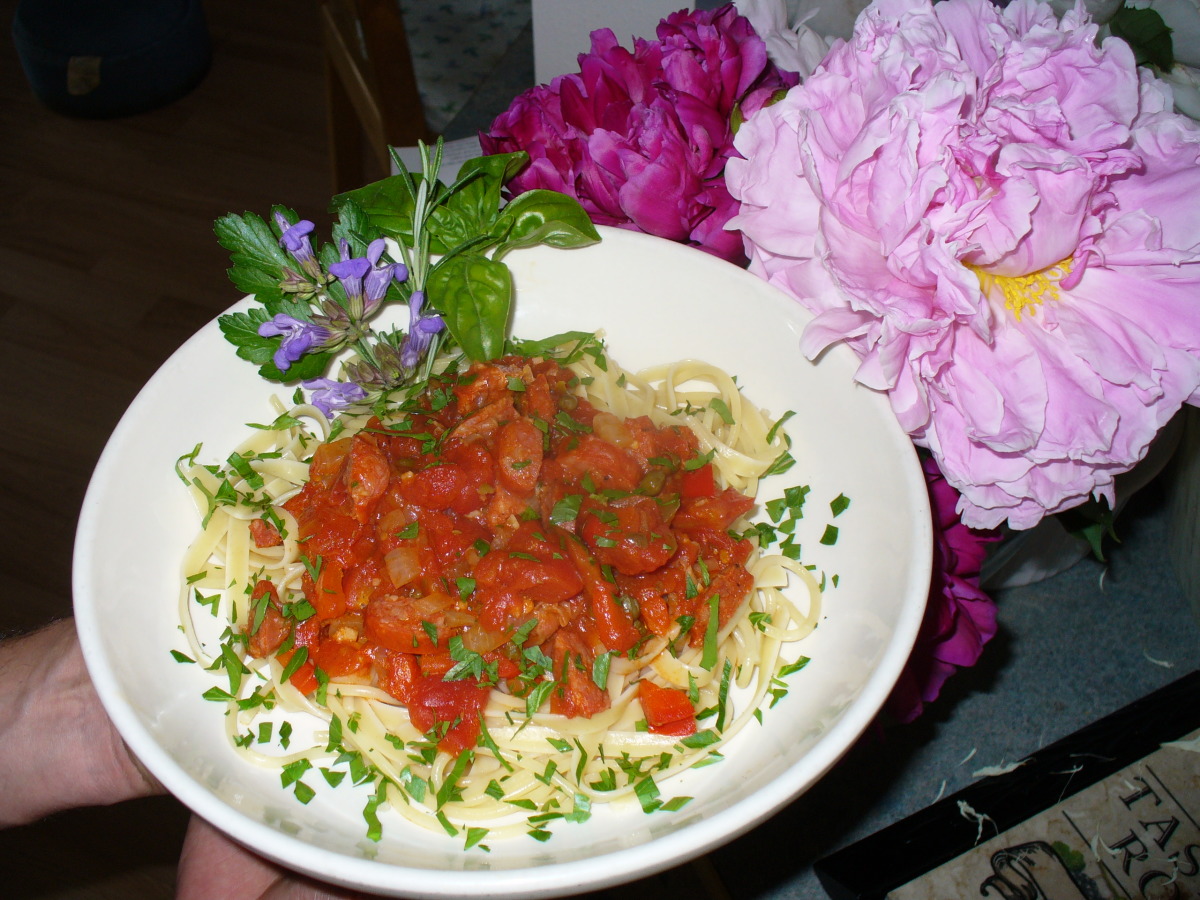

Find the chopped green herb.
xmin=700 ymin=594 xmax=721 ymax=671
xmin=321 ymin=767 xmax=347 ymax=788
xmin=363 ymin=782 xmax=387 ymax=842
xmin=279 ymin=646 xmax=309 ymax=684
xmin=683 ymin=448 xmax=716 ymax=471
xmin=281 ymin=758 xmax=312 ymax=788
xmin=464 ymin=826 xmax=490 ymax=850
xmin=436 ymin=750 xmax=473 ymax=808
xmin=708 ymin=398 xmax=735 ymax=425
xmin=193 ymin=589 xmax=221 ymax=617
xmin=436 ymin=810 xmax=459 ymax=837
xmin=765 ymin=411 xmax=795 ymax=445
xmin=476 ymin=784 xmax=506 ymax=809
xmin=679 ymin=729 xmax=720 ymax=750
xmin=634 ymin=775 xmax=661 ymax=813
xmin=591 ymin=650 xmax=613 ymax=691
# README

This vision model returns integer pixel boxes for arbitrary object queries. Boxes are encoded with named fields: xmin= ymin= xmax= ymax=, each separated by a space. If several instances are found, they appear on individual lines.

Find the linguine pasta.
xmin=177 ymin=341 xmax=820 ymax=842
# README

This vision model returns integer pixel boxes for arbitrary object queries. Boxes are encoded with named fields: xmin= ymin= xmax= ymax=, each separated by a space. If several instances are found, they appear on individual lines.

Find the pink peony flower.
xmin=480 ymin=4 xmax=798 ymax=264
xmin=726 ymin=0 xmax=1200 ymax=530
xmin=888 ymin=456 xmax=999 ymax=723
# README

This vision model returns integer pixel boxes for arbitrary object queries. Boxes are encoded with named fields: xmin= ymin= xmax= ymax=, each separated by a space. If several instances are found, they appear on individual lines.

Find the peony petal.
xmin=728 ymin=0 xmax=1200 ymax=531
xmin=482 ymin=4 xmax=795 ymax=261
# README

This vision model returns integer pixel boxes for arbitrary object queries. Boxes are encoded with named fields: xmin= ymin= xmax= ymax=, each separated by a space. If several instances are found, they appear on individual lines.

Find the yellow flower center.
xmin=972 ymin=258 xmax=1074 ymax=320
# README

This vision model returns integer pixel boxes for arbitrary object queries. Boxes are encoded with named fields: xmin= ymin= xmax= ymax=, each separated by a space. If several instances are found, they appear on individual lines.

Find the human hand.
xmin=0 ymin=617 xmax=163 ymax=827
xmin=177 ymin=816 xmax=369 ymax=900
xmin=0 ymin=618 xmax=371 ymax=897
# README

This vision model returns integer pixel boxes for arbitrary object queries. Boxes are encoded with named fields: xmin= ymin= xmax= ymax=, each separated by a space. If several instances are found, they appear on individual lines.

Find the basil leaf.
xmin=429 ymin=153 xmax=527 ymax=250
xmin=491 ymin=190 xmax=601 ymax=260
xmin=428 ymin=253 xmax=512 ymax=361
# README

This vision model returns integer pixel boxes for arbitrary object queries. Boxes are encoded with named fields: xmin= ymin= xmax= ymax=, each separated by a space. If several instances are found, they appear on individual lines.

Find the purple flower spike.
xmin=274 ymin=213 xmax=320 ymax=279
xmin=400 ymin=290 xmax=446 ymax=369
xmin=330 ymin=238 xmax=406 ymax=321
xmin=258 ymin=313 xmax=330 ymax=372
xmin=303 ymin=377 xmax=368 ymax=418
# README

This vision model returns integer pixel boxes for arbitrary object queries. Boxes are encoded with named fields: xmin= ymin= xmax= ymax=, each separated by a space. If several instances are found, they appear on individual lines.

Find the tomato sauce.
xmin=248 ymin=355 xmax=757 ymax=751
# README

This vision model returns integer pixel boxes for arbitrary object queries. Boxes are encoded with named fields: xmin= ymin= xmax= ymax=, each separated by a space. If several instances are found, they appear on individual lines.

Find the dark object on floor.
xmin=12 ymin=0 xmax=211 ymax=118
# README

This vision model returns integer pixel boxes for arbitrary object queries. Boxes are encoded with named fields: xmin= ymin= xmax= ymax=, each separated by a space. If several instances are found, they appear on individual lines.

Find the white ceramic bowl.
xmin=74 ymin=226 xmax=931 ymax=898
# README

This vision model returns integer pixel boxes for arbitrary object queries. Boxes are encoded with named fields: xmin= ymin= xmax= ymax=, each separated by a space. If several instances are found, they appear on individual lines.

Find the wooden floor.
xmin=1 ymin=2 xmax=335 ymax=895
xmin=0 ymin=3 xmax=729 ymax=897
xmin=1 ymin=0 xmax=336 ymax=636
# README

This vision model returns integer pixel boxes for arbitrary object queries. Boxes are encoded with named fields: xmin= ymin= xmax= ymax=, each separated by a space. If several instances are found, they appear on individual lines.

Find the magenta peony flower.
xmin=888 ymin=456 xmax=999 ymax=723
xmin=480 ymin=4 xmax=798 ymax=264
xmin=727 ymin=0 xmax=1200 ymax=530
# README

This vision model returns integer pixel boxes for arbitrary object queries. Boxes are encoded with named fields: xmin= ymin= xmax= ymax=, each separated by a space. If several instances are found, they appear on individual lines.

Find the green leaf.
xmin=508 ymin=331 xmax=600 ymax=359
xmin=363 ymin=782 xmax=387 ymax=842
xmin=332 ymin=173 xmax=420 ymax=244
xmin=428 ymin=153 xmax=526 ymax=250
xmin=490 ymin=190 xmax=601 ymax=260
xmin=679 ymin=729 xmax=719 ymax=750
xmin=214 ymin=211 xmax=290 ymax=304
xmin=1110 ymin=6 xmax=1174 ymax=71
xmin=217 ymin=308 xmax=334 ymax=383
xmin=464 ymin=826 xmax=490 ymax=850
xmin=1056 ymin=492 xmax=1116 ymax=562
xmin=701 ymin=594 xmax=720 ymax=671
xmin=592 ymin=650 xmax=613 ymax=691
xmin=436 ymin=750 xmax=473 ymax=809
xmin=329 ymin=195 xmax=380 ymax=259
xmin=279 ymin=646 xmax=309 ymax=684
xmin=634 ymin=775 xmax=661 ymax=813
xmin=428 ymin=253 xmax=512 ymax=361
xmin=549 ymin=494 xmax=583 ymax=529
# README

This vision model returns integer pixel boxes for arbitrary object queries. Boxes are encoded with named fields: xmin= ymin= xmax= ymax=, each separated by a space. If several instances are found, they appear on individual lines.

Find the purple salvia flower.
xmin=274 ymin=213 xmax=321 ymax=280
xmin=329 ymin=238 xmax=407 ymax=321
xmin=258 ymin=313 xmax=330 ymax=372
xmin=303 ymin=378 xmax=368 ymax=418
xmin=400 ymin=290 xmax=445 ymax=369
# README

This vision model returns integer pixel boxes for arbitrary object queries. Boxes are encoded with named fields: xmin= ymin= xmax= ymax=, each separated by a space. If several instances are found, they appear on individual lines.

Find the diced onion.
xmin=384 ymin=546 xmax=421 ymax=588
xmin=460 ymin=624 xmax=509 ymax=654
xmin=592 ymin=412 xmax=633 ymax=447
xmin=410 ymin=592 xmax=453 ymax=615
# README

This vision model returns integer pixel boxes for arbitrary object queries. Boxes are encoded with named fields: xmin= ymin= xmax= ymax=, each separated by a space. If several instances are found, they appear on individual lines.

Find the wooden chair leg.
xmin=320 ymin=0 xmax=434 ymax=195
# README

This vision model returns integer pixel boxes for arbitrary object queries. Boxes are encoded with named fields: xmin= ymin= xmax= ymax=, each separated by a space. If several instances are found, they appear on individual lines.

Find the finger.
xmin=176 ymin=815 xmax=283 ymax=900
xmin=259 ymin=874 xmax=370 ymax=900
xmin=177 ymin=815 xmax=370 ymax=900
